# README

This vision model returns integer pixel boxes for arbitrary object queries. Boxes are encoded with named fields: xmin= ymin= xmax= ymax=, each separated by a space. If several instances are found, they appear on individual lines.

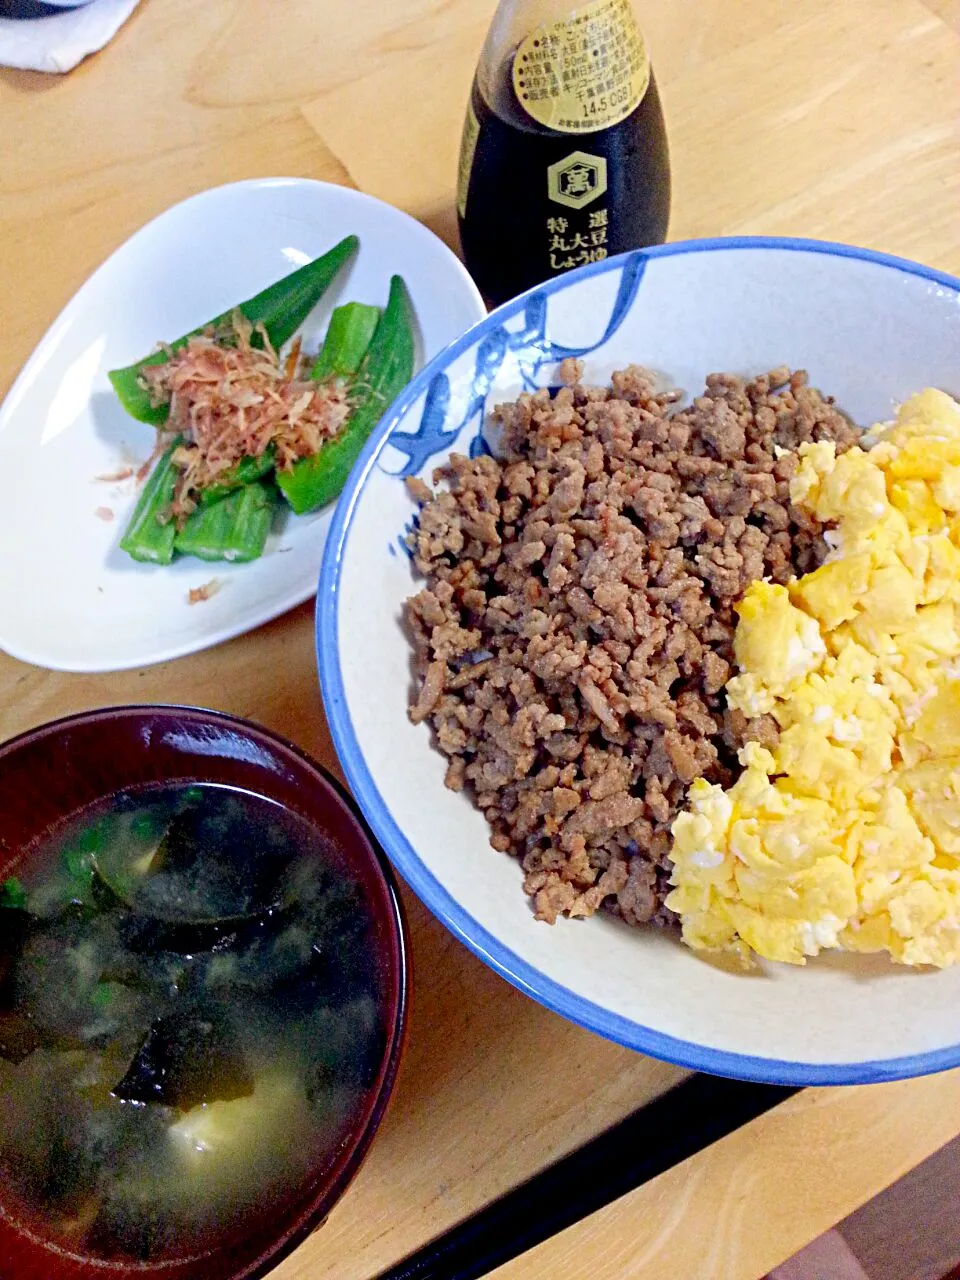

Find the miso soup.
xmin=0 ymin=783 xmax=388 ymax=1262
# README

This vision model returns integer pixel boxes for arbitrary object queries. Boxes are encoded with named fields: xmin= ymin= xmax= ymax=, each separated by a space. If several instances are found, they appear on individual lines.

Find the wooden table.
xmin=2 ymin=1 xmax=959 ymax=1277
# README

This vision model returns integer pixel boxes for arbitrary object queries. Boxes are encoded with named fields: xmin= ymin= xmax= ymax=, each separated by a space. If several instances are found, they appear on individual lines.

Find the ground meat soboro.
xmin=404 ymin=365 xmax=860 ymax=926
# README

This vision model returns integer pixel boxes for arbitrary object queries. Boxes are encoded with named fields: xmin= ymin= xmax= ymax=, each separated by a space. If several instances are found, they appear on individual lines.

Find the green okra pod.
xmin=118 ymin=439 xmax=183 ymax=565
xmin=198 ymin=448 xmax=276 ymax=507
xmin=277 ymin=275 xmax=415 ymax=516
xmin=108 ymin=235 xmax=360 ymax=426
xmin=311 ymin=302 xmax=381 ymax=382
xmin=173 ymin=481 xmax=277 ymax=563
xmin=195 ymin=303 xmax=380 ymax=509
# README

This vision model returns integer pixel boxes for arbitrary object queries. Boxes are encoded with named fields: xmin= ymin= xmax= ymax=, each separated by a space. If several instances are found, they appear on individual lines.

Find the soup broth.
xmin=0 ymin=783 xmax=386 ymax=1262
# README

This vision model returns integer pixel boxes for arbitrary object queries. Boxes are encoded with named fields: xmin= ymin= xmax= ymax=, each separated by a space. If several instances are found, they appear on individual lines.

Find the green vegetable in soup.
xmin=0 ymin=877 xmax=26 ymax=910
xmin=111 ymin=1012 xmax=253 ymax=1108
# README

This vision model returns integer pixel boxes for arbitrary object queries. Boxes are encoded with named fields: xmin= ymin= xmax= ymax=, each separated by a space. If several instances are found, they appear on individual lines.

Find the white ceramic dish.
xmin=319 ymin=237 xmax=960 ymax=1085
xmin=0 ymin=178 xmax=485 ymax=672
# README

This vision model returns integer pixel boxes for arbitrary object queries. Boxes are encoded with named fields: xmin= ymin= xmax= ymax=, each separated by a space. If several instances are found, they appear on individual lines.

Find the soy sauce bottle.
xmin=457 ymin=0 xmax=671 ymax=307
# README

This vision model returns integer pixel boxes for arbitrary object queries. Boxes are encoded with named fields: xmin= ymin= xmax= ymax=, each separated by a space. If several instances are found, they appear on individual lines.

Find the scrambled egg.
xmin=667 ymin=389 xmax=960 ymax=967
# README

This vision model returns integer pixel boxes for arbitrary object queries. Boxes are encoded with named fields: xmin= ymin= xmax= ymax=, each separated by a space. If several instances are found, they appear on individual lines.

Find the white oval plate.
xmin=0 ymin=178 xmax=485 ymax=673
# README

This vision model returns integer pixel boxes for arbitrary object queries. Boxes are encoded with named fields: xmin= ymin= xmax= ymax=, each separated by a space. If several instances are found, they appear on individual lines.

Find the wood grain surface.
xmin=1 ymin=0 xmax=959 ymax=1277
xmin=489 ymin=1067 xmax=960 ymax=1280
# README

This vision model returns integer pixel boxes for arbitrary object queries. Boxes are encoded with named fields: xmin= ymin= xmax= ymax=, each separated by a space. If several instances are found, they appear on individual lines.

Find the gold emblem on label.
xmin=547 ymin=151 xmax=608 ymax=210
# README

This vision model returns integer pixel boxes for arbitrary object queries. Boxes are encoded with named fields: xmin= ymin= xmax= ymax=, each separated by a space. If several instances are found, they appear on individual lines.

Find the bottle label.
xmin=547 ymin=150 xmax=607 ymax=210
xmin=512 ymin=0 xmax=650 ymax=134
xmin=546 ymin=206 xmax=609 ymax=273
xmin=457 ymin=97 xmax=481 ymax=219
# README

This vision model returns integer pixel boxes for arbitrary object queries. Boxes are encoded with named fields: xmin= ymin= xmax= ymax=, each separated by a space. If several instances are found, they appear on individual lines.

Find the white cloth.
xmin=0 ymin=0 xmax=140 ymax=73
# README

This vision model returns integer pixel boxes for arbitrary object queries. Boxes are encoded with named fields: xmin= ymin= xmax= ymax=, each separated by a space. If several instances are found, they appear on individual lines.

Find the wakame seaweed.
xmin=0 ymin=783 xmax=387 ymax=1264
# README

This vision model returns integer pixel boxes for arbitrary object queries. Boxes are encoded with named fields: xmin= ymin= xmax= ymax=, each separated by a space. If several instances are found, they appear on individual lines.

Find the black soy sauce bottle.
xmin=457 ymin=0 xmax=671 ymax=308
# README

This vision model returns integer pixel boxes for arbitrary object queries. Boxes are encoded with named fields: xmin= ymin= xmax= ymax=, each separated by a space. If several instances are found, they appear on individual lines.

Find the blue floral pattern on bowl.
xmin=380 ymin=254 xmax=648 ymax=478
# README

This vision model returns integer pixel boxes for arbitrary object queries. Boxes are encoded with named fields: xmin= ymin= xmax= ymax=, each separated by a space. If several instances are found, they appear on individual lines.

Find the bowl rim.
xmin=0 ymin=703 xmax=410 ymax=1279
xmin=317 ymin=234 xmax=960 ymax=1087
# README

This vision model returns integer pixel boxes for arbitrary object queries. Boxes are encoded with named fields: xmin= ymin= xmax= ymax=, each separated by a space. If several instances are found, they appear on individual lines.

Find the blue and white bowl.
xmin=318 ymin=237 xmax=960 ymax=1085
